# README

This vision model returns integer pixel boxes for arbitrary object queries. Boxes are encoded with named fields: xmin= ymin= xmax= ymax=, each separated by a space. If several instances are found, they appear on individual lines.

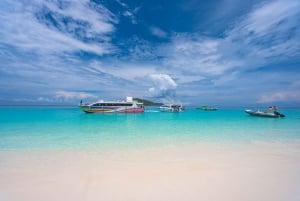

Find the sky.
xmin=0 ymin=0 xmax=300 ymax=106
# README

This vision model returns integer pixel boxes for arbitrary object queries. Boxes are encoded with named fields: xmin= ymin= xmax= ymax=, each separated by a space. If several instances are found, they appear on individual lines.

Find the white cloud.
xmin=125 ymin=37 xmax=159 ymax=61
xmin=97 ymin=62 xmax=158 ymax=81
xmin=149 ymin=74 xmax=177 ymax=89
xmin=245 ymin=0 xmax=299 ymax=36
xmin=7 ymin=91 xmax=97 ymax=104
xmin=0 ymin=0 xmax=116 ymax=55
xmin=1 ymin=0 xmax=300 ymax=105
xmin=123 ymin=10 xmax=137 ymax=24
xmin=55 ymin=90 xmax=97 ymax=100
xmin=257 ymin=91 xmax=300 ymax=103
xmin=212 ymin=71 xmax=239 ymax=86
xmin=123 ymin=10 xmax=133 ymax=17
xmin=42 ymin=0 xmax=116 ymax=34
xmin=150 ymin=26 xmax=167 ymax=38
xmin=161 ymin=0 xmax=300 ymax=80
xmin=148 ymin=74 xmax=178 ymax=99
xmin=256 ymin=78 xmax=300 ymax=103
xmin=115 ymin=0 xmax=138 ymax=24
xmin=115 ymin=0 xmax=127 ymax=8
xmin=224 ymin=0 xmax=300 ymax=64
xmin=162 ymin=34 xmax=239 ymax=75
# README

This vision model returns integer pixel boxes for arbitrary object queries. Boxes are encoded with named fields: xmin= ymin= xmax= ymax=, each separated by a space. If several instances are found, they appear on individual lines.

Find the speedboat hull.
xmin=79 ymin=97 xmax=144 ymax=113
xmin=245 ymin=110 xmax=285 ymax=118
xmin=79 ymin=106 xmax=144 ymax=113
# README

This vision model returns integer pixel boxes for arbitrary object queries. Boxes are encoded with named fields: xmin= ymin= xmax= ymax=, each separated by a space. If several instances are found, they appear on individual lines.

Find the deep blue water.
xmin=0 ymin=106 xmax=300 ymax=150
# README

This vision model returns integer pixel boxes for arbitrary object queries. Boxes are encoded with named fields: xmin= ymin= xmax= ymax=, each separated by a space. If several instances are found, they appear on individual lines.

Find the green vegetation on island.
xmin=133 ymin=98 xmax=162 ymax=106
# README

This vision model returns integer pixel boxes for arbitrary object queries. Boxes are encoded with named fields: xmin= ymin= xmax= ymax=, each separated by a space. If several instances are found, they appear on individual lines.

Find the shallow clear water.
xmin=0 ymin=106 xmax=300 ymax=150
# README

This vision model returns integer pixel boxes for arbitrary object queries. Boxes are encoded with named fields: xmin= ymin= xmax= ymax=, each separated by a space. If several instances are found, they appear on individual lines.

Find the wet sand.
xmin=1 ymin=141 xmax=300 ymax=201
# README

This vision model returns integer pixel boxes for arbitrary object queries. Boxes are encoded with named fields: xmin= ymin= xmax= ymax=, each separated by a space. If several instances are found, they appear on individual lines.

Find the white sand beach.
xmin=1 ymin=141 xmax=300 ymax=201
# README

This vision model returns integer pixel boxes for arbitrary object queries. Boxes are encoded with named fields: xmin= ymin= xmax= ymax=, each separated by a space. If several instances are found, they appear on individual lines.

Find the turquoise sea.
xmin=1 ymin=106 xmax=300 ymax=151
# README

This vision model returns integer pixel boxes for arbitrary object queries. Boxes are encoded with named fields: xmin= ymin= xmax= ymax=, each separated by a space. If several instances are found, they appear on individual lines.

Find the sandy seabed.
xmin=1 ymin=141 xmax=300 ymax=201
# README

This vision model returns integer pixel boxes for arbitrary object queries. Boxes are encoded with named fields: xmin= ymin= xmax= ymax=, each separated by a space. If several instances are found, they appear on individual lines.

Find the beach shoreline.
xmin=1 ymin=141 xmax=300 ymax=201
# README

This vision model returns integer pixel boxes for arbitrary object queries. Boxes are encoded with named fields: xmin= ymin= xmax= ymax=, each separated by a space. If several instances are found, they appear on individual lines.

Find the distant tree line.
xmin=133 ymin=98 xmax=162 ymax=106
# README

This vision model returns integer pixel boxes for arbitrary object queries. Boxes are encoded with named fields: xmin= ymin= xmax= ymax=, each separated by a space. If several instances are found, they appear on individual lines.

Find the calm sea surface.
xmin=0 ymin=106 xmax=300 ymax=151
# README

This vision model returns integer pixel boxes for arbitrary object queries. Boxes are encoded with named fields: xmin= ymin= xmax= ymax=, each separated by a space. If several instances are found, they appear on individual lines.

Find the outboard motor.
xmin=274 ymin=111 xmax=285 ymax=117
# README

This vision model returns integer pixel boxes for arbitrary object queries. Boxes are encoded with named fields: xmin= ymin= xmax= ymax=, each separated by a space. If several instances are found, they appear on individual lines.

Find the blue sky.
xmin=0 ymin=0 xmax=300 ymax=106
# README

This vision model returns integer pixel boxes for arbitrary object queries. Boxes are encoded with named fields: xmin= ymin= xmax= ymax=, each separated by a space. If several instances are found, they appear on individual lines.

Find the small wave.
xmin=145 ymin=110 xmax=160 ymax=113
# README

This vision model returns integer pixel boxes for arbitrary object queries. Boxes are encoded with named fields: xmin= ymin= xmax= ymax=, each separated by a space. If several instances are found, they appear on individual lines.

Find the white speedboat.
xmin=79 ymin=97 xmax=144 ymax=113
xmin=159 ymin=104 xmax=184 ymax=112
xmin=245 ymin=109 xmax=285 ymax=118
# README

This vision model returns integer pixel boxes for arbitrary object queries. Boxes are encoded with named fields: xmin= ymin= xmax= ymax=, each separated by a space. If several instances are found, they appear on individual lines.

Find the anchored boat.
xmin=79 ymin=97 xmax=144 ymax=113
xmin=159 ymin=104 xmax=184 ymax=112
xmin=245 ymin=109 xmax=285 ymax=118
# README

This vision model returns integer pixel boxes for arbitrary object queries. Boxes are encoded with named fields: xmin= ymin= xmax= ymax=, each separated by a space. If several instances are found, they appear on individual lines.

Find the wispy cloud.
xmin=124 ymin=37 xmax=159 ymax=61
xmin=115 ymin=0 xmax=139 ymax=24
xmin=150 ymin=26 xmax=168 ymax=38
xmin=123 ymin=10 xmax=137 ymax=24
xmin=224 ymin=0 xmax=300 ymax=64
xmin=154 ymin=0 xmax=300 ymax=103
xmin=163 ymin=0 xmax=300 ymax=75
xmin=162 ymin=34 xmax=236 ymax=76
xmin=0 ymin=0 xmax=299 ymax=105
xmin=258 ymin=91 xmax=300 ymax=103
xmin=257 ymin=79 xmax=300 ymax=103
xmin=55 ymin=90 xmax=97 ymax=100
xmin=0 ymin=0 xmax=117 ymax=55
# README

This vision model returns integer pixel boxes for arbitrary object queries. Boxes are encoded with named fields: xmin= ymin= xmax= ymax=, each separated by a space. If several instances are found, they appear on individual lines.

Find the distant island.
xmin=133 ymin=98 xmax=162 ymax=106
